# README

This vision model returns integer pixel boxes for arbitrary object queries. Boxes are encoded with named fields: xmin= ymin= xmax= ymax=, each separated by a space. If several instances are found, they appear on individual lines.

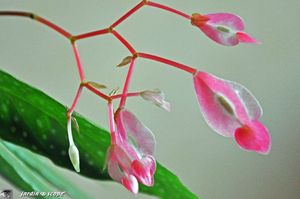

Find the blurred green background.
xmin=0 ymin=0 xmax=299 ymax=198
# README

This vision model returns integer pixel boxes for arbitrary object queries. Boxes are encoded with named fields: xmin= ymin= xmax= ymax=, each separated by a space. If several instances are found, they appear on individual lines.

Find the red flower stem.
xmin=110 ymin=1 xmax=146 ymax=28
xmin=0 ymin=11 xmax=72 ymax=39
xmin=146 ymin=1 xmax=191 ymax=20
xmin=111 ymin=30 xmax=136 ymax=55
xmin=119 ymin=58 xmax=136 ymax=108
xmin=107 ymin=102 xmax=116 ymax=144
xmin=138 ymin=52 xmax=197 ymax=74
xmin=85 ymin=84 xmax=110 ymax=101
xmin=67 ymin=85 xmax=83 ymax=118
xmin=73 ymin=28 xmax=110 ymax=41
xmin=71 ymin=43 xmax=85 ymax=81
xmin=34 ymin=15 xmax=72 ymax=38
xmin=111 ymin=92 xmax=140 ymax=100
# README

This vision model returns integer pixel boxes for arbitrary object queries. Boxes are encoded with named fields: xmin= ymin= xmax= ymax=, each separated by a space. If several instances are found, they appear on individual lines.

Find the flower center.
xmin=217 ymin=95 xmax=234 ymax=115
xmin=216 ymin=26 xmax=230 ymax=33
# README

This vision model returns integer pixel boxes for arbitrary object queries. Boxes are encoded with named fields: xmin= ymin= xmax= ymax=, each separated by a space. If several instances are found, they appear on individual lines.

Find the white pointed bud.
xmin=68 ymin=144 xmax=80 ymax=172
xmin=140 ymin=89 xmax=171 ymax=112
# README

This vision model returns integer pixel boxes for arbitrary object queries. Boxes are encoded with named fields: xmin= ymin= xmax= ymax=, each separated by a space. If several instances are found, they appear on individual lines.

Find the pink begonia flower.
xmin=191 ymin=13 xmax=258 ymax=46
xmin=106 ymin=145 xmax=139 ymax=194
xmin=140 ymin=89 xmax=171 ymax=112
xmin=193 ymin=71 xmax=271 ymax=154
xmin=106 ymin=108 xmax=156 ymax=193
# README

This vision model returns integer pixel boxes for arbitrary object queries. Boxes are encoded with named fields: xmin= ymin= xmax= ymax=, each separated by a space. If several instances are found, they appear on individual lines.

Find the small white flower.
xmin=140 ymin=89 xmax=171 ymax=112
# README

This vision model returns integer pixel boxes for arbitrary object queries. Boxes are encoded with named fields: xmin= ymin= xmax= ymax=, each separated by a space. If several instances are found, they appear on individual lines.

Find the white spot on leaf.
xmin=10 ymin=126 xmax=16 ymax=133
xmin=36 ymin=119 xmax=43 ymax=128
xmin=22 ymin=131 xmax=28 ymax=138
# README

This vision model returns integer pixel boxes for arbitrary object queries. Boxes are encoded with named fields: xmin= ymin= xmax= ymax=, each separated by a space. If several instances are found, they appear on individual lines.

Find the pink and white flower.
xmin=106 ymin=107 xmax=156 ymax=194
xmin=193 ymin=71 xmax=271 ymax=154
xmin=191 ymin=13 xmax=258 ymax=46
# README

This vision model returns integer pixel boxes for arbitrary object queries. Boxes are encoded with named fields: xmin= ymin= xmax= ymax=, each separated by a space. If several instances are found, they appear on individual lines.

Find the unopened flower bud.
xmin=117 ymin=56 xmax=133 ymax=67
xmin=68 ymin=144 xmax=80 ymax=172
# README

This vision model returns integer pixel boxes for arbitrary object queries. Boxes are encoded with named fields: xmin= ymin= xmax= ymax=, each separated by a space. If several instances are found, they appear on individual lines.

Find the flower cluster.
xmin=0 ymin=0 xmax=271 ymax=195
xmin=64 ymin=4 xmax=271 ymax=194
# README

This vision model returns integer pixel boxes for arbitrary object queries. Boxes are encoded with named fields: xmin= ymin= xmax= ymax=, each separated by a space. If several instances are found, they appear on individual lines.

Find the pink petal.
xmin=120 ymin=109 xmax=156 ymax=155
xmin=234 ymin=121 xmax=271 ymax=154
xmin=201 ymin=13 xmax=245 ymax=46
xmin=193 ymin=72 xmax=247 ymax=137
xmin=114 ymin=145 xmax=134 ymax=170
xmin=236 ymin=32 xmax=259 ymax=44
xmin=199 ymin=23 xmax=239 ymax=46
xmin=108 ymin=147 xmax=140 ymax=194
xmin=107 ymin=151 xmax=123 ymax=182
xmin=131 ymin=155 xmax=156 ymax=186
xmin=103 ymin=145 xmax=113 ymax=171
xmin=205 ymin=13 xmax=245 ymax=31
xmin=107 ymin=145 xmax=133 ymax=183
xmin=115 ymin=110 xmax=127 ymax=144
xmin=121 ymin=174 xmax=139 ymax=194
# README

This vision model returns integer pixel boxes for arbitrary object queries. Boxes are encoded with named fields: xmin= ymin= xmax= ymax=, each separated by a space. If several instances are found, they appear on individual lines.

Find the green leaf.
xmin=0 ymin=69 xmax=198 ymax=199
xmin=0 ymin=139 xmax=89 ymax=199
xmin=0 ymin=139 xmax=53 ymax=197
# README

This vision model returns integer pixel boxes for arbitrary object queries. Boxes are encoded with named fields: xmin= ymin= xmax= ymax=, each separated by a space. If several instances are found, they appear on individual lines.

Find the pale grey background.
xmin=0 ymin=0 xmax=299 ymax=199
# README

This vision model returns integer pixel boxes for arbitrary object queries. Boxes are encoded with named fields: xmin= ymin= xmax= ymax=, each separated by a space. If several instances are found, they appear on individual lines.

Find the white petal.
xmin=227 ymin=80 xmax=263 ymax=120
xmin=140 ymin=89 xmax=171 ymax=112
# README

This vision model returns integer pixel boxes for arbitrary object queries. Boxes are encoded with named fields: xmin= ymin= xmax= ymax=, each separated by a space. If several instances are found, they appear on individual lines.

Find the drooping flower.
xmin=106 ymin=108 xmax=156 ymax=194
xmin=191 ymin=13 xmax=258 ymax=46
xmin=193 ymin=71 xmax=271 ymax=154
xmin=116 ymin=109 xmax=156 ymax=185
xmin=140 ymin=89 xmax=171 ymax=112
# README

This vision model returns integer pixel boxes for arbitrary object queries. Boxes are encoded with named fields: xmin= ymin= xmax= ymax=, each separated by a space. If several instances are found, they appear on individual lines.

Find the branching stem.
xmin=67 ymin=85 xmax=84 ymax=118
xmin=146 ymin=1 xmax=191 ymax=20
xmin=71 ymin=43 xmax=85 ymax=81
xmin=111 ymin=92 xmax=140 ymax=100
xmin=110 ymin=1 xmax=146 ymax=28
xmin=119 ymin=58 xmax=136 ymax=108
xmin=0 ymin=11 xmax=72 ymax=39
xmin=111 ymin=30 xmax=136 ymax=55
xmin=0 ymin=1 xmax=197 ymax=112
xmin=138 ymin=52 xmax=197 ymax=74
xmin=73 ymin=28 xmax=110 ymax=41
